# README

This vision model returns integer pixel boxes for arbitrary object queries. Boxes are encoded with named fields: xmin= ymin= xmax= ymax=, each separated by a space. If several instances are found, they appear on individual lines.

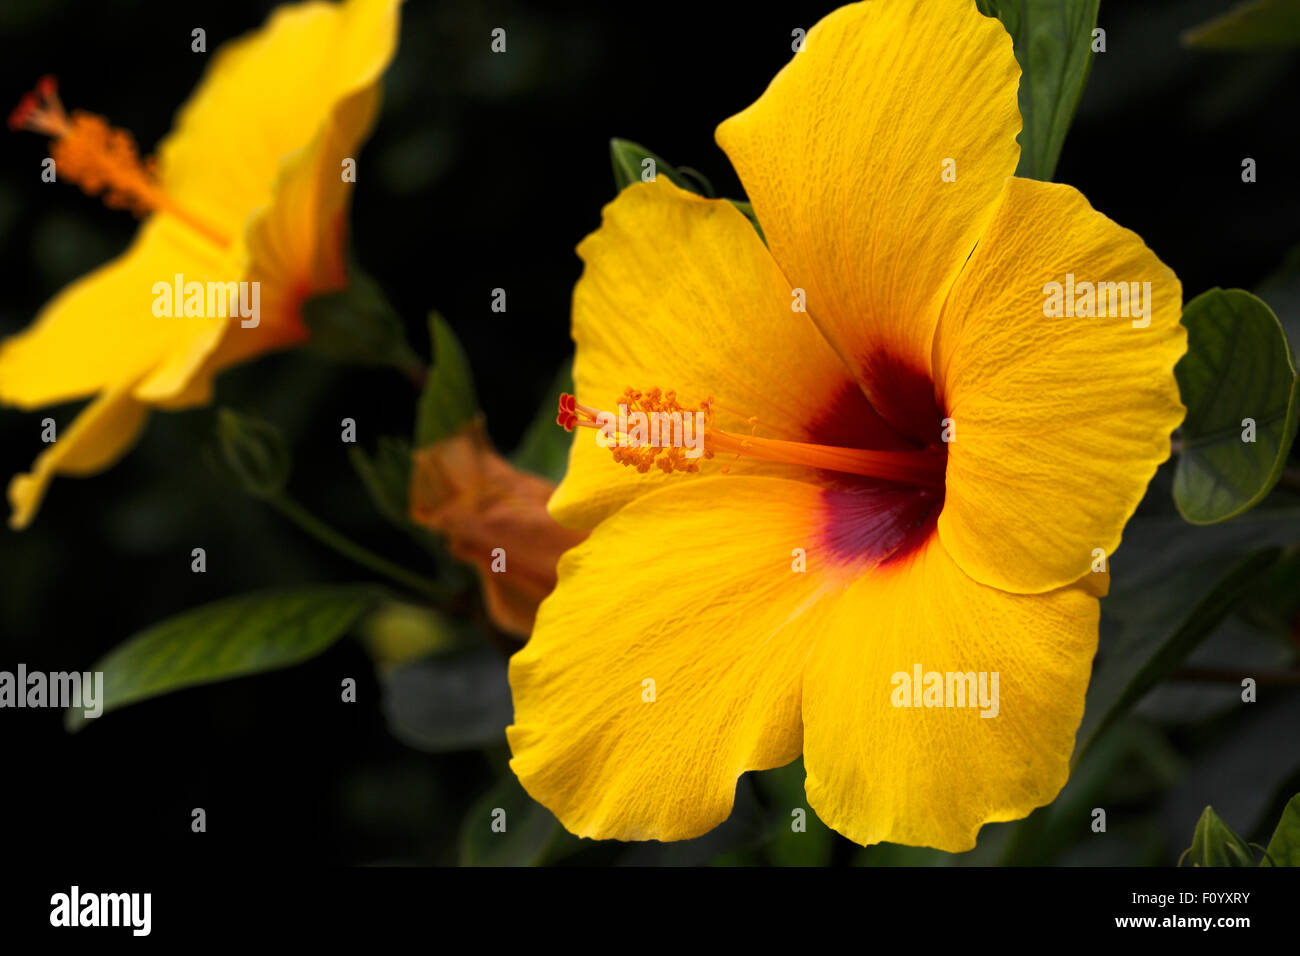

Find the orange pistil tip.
xmin=556 ymin=392 xmax=580 ymax=432
xmin=9 ymin=75 xmax=65 ymax=136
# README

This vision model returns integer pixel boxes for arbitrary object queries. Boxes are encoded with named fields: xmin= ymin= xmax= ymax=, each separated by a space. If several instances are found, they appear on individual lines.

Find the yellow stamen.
xmin=9 ymin=76 xmax=230 ymax=248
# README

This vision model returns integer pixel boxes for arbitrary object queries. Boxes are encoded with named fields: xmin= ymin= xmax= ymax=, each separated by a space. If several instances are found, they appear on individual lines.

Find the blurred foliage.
xmin=209 ymin=407 xmax=291 ymax=500
xmin=1183 ymin=0 xmax=1300 ymax=48
xmin=301 ymin=268 xmax=423 ymax=375
xmin=510 ymin=359 xmax=573 ymax=484
xmin=414 ymin=312 xmax=479 ymax=448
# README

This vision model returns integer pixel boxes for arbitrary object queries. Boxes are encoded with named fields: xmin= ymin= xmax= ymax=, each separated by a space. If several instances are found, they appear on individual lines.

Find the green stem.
xmin=392 ymin=345 xmax=428 ymax=390
xmin=269 ymin=492 xmax=448 ymax=603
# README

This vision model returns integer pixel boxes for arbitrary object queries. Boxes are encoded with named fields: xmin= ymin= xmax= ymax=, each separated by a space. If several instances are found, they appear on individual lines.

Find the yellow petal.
xmin=172 ymin=84 xmax=385 ymax=404
xmin=802 ymin=534 xmax=1099 ymax=851
xmin=8 ymin=382 xmax=148 ymax=529
xmin=933 ymin=178 xmax=1185 ymax=594
xmin=0 ymin=213 xmax=238 ymax=409
xmin=716 ymin=0 xmax=1020 ymax=437
xmin=510 ymin=476 xmax=860 ymax=841
xmin=554 ymin=176 xmax=897 ymax=530
xmin=157 ymin=0 xmax=401 ymax=253
xmin=248 ymin=84 xmax=378 ymax=298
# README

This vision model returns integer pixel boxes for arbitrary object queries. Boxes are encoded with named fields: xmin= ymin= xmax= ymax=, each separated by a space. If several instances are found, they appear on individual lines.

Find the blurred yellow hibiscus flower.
xmin=1 ymin=0 xmax=402 ymax=528
xmin=508 ymin=0 xmax=1186 ymax=851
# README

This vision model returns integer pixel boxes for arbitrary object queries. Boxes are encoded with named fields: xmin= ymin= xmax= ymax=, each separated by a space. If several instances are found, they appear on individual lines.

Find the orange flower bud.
xmin=410 ymin=420 xmax=586 ymax=638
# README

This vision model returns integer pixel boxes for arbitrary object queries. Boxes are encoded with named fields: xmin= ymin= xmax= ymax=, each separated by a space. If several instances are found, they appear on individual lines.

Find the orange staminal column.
xmin=558 ymin=387 xmax=947 ymax=487
xmin=706 ymin=429 xmax=946 ymax=486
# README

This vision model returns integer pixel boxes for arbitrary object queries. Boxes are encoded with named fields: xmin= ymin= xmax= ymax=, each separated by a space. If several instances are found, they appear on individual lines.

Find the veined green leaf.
xmin=978 ymin=0 xmax=1101 ymax=181
xmin=67 ymin=586 xmax=381 ymax=731
xmin=1174 ymin=288 xmax=1299 ymax=524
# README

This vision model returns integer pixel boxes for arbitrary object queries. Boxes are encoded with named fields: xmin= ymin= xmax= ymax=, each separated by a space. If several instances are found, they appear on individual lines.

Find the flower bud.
xmin=410 ymin=419 xmax=587 ymax=638
xmin=213 ymin=408 xmax=290 ymax=499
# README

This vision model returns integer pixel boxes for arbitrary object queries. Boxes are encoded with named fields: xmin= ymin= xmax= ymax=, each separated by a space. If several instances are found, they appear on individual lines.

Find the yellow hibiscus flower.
xmin=508 ymin=0 xmax=1186 ymax=851
xmin=1 ymin=0 xmax=402 ymax=529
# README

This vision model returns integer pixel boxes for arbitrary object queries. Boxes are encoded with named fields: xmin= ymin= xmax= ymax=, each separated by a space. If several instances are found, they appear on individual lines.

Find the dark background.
xmin=1 ymin=0 xmax=1297 ymax=866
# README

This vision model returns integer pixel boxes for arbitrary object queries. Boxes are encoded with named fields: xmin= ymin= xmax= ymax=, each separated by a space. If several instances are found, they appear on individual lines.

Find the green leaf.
xmin=978 ymin=0 xmax=1101 ymax=181
xmin=858 ymin=843 xmax=956 ymax=866
xmin=609 ymin=138 xmax=695 ymax=194
xmin=1183 ymin=0 xmax=1300 ymax=49
xmin=1235 ymin=550 xmax=1300 ymax=638
xmin=348 ymin=436 xmax=416 ymax=528
xmin=459 ymin=774 xmax=559 ymax=866
xmin=1263 ymin=793 xmax=1300 ymax=866
xmin=1076 ymin=504 xmax=1300 ymax=760
xmin=1174 ymin=289 xmax=1299 ymax=524
xmin=381 ymin=646 xmax=513 ymax=753
xmin=414 ymin=312 xmax=479 ymax=447
xmin=301 ymin=268 xmax=422 ymax=374
xmin=1180 ymin=806 xmax=1256 ymax=866
xmin=511 ymin=360 xmax=574 ymax=483
xmin=608 ymin=138 xmax=764 ymax=240
xmin=67 ymin=586 xmax=381 ymax=731
xmin=348 ymin=438 xmax=470 ymax=585
xmin=754 ymin=758 xmax=835 ymax=867
xmin=1081 ymin=547 xmax=1280 ymax=758
xmin=674 ymin=166 xmax=716 ymax=198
